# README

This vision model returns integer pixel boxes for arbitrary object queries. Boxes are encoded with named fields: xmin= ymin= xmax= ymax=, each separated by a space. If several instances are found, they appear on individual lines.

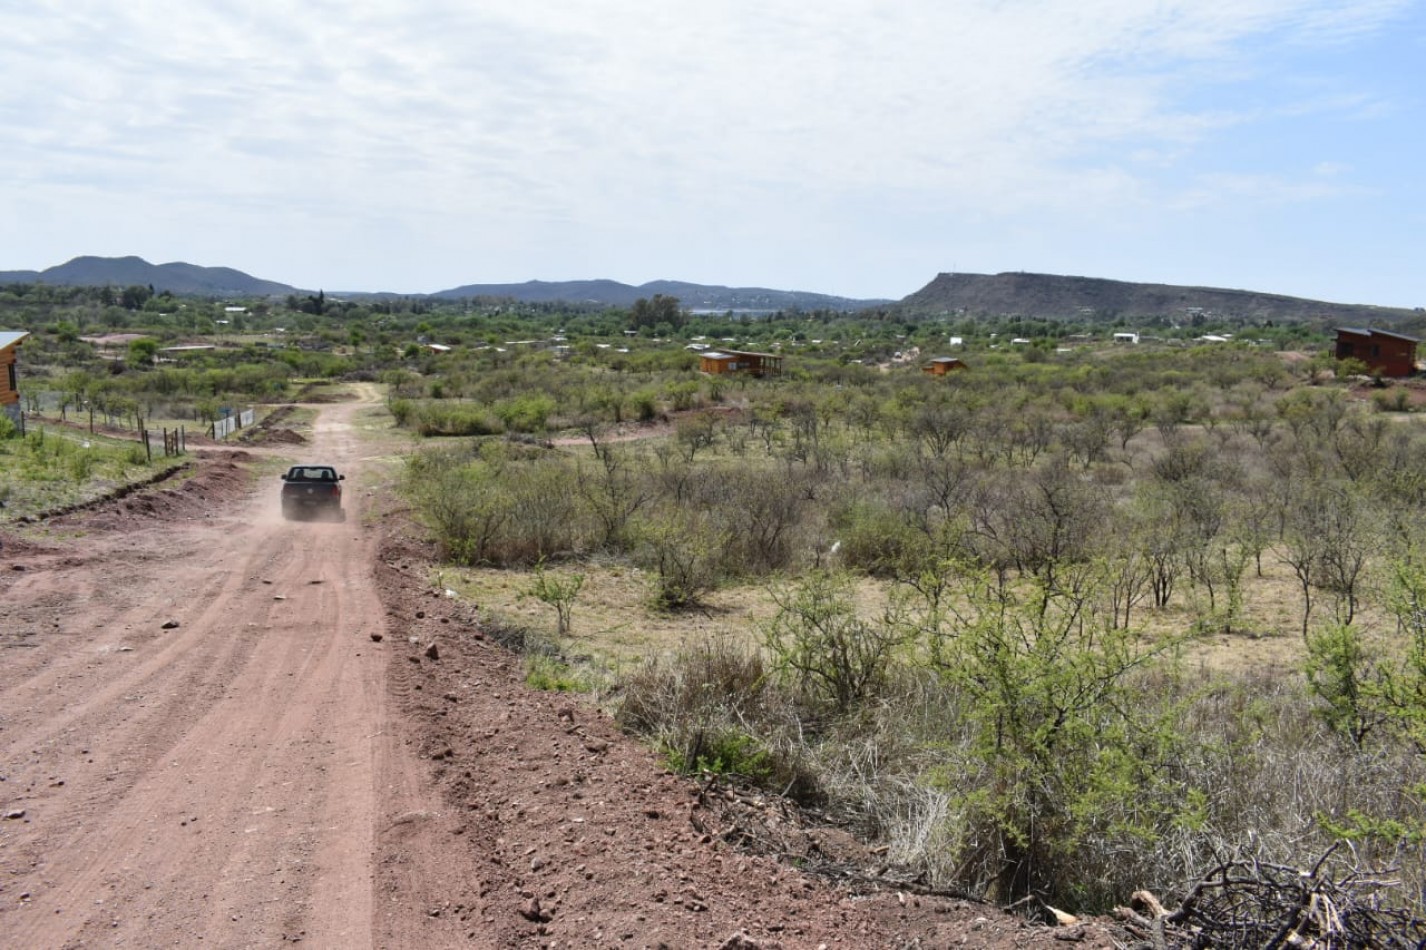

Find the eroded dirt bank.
xmin=372 ymin=530 xmax=1119 ymax=949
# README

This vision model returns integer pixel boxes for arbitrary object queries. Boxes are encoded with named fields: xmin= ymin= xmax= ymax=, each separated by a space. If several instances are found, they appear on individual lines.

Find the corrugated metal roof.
xmin=0 ymin=331 xmax=31 ymax=350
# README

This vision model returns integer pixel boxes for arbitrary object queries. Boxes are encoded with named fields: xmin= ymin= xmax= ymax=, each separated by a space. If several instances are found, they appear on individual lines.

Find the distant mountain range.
xmin=2 ymin=257 xmax=1420 ymax=325
xmin=900 ymin=272 xmax=1421 ymax=325
xmin=0 ymin=256 xmax=886 ymax=312
xmin=0 ymin=256 xmax=295 ymax=297
xmin=427 ymin=278 xmax=885 ymax=311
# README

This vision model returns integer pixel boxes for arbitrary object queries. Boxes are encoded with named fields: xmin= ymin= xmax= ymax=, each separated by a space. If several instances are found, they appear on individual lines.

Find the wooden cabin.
xmin=698 ymin=349 xmax=783 ymax=377
xmin=0 ymin=331 xmax=29 ymax=425
xmin=1335 ymin=328 xmax=1419 ymax=378
xmin=923 ymin=356 xmax=967 ymax=376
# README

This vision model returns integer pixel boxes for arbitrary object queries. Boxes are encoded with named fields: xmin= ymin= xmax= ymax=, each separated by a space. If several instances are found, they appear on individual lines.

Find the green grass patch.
xmin=523 ymin=654 xmax=590 ymax=692
xmin=663 ymin=730 xmax=774 ymax=782
xmin=0 ymin=422 xmax=170 ymax=518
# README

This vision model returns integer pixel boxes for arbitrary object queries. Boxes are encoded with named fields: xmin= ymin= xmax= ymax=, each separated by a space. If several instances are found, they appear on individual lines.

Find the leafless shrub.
xmin=477 ymin=608 xmax=559 ymax=658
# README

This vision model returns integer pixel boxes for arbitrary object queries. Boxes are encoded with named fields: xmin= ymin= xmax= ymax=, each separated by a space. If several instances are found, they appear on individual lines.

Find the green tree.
xmin=926 ymin=564 xmax=1193 ymax=907
xmin=120 ymin=285 xmax=152 ymax=310
xmin=761 ymin=571 xmax=908 ymax=714
xmin=628 ymin=294 xmax=684 ymax=331
xmin=635 ymin=508 xmax=726 ymax=610
xmin=127 ymin=337 xmax=160 ymax=366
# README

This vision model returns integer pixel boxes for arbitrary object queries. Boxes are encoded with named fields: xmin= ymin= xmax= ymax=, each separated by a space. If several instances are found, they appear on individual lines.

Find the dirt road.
xmin=1 ymin=392 xmax=1118 ymax=949
xmin=0 ymin=387 xmax=433 ymax=948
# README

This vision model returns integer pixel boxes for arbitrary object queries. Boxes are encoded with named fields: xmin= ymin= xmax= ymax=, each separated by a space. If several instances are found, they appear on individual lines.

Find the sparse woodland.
xmin=7 ymin=282 xmax=1426 ymax=933
xmin=398 ymin=340 xmax=1426 ymax=919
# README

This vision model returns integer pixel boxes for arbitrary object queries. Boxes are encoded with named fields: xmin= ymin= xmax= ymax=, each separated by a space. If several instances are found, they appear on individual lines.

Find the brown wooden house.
xmin=698 ymin=349 xmax=783 ymax=377
xmin=923 ymin=356 xmax=967 ymax=376
xmin=1335 ymin=327 xmax=1419 ymax=378
xmin=0 ymin=331 xmax=29 ymax=426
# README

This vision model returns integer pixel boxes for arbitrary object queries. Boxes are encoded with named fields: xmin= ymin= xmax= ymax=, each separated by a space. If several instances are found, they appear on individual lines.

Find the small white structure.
xmin=1113 ymin=332 xmax=1139 ymax=344
xmin=948 ymin=336 xmax=964 ymax=347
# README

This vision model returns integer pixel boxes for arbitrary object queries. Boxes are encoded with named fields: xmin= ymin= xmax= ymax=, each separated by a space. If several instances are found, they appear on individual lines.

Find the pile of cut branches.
xmin=1116 ymin=845 xmax=1426 ymax=948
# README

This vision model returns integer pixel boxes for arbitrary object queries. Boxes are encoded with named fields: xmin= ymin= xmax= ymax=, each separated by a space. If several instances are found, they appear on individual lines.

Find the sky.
xmin=1 ymin=1 xmax=1423 ymax=306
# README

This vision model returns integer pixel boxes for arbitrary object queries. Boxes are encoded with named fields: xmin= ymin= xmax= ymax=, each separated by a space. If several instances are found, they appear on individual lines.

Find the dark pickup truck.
xmin=280 ymin=465 xmax=345 ymax=521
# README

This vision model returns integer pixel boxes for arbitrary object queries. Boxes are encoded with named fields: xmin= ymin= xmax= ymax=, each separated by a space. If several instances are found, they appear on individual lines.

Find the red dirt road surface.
xmin=0 ymin=392 xmax=1120 ymax=948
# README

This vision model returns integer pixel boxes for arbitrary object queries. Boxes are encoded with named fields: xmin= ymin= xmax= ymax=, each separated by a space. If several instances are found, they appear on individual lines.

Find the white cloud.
xmin=1169 ymin=171 xmax=1371 ymax=212
xmin=0 ymin=1 xmax=1417 ymax=298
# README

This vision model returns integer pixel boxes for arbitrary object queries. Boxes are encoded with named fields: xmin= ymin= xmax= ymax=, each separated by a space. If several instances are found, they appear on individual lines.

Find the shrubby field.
xmin=6 ymin=280 xmax=1426 ymax=915
xmin=400 ymin=340 xmax=1426 ymax=912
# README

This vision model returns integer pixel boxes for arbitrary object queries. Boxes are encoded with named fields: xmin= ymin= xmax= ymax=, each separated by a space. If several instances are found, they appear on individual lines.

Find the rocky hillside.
xmin=900 ymin=271 xmax=1420 ymax=325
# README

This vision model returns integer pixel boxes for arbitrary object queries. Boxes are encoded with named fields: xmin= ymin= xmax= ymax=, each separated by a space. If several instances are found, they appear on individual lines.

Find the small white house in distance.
xmin=1011 ymin=337 xmax=1031 ymax=346
xmin=948 ymin=336 xmax=964 ymax=347
xmin=1113 ymin=332 xmax=1139 ymax=344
